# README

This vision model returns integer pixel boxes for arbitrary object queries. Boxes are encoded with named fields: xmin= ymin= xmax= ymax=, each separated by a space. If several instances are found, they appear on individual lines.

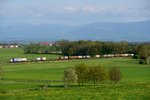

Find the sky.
xmin=0 ymin=0 xmax=150 ymax=26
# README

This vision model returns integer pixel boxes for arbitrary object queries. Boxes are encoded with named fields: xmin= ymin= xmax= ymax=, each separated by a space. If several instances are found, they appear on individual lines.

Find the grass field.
xmin=0 ymin=48 xmax=59 ymax=63
xmin=0 ymin=48 xmax=150 ymax=99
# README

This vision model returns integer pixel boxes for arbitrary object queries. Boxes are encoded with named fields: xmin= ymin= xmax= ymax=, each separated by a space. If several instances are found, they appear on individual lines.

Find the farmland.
xmin=0 ymin=48 xmax=58 ymax=63
xmin=0 ymin=48 xmax=150 ymax=99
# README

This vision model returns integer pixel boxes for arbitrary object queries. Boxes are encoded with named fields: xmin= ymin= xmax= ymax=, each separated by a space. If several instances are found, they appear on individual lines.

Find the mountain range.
xmin=0 ymin=21 xmax=150 ymax=42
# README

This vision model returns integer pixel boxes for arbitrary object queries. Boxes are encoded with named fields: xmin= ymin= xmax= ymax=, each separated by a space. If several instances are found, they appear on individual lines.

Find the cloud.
xmin=0 ymin=10 xmax=7 ymax=16
xmin=27 ymin=9 xmax=44 ymax=17
xmin=64 ymin=6 xmax=78 ymax=13
xmin=64 ymin=6 xmax=98 ymax=13
xmin=83 ymin=6 xmax=97 ymax=13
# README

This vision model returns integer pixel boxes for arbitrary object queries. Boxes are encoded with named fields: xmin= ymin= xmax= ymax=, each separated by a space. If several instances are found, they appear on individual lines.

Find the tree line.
xmin=23 ymin=40 xmax=150 ymax=64
xmin=63 ymin=63 xmax=122 ymax=88
xmin=57 ymin=40 xmax=131 ymax=56
xmin=23 ymin=44 xmax=61 ymax=54
xmin=56 ymin=40 xmax=150 ymax=64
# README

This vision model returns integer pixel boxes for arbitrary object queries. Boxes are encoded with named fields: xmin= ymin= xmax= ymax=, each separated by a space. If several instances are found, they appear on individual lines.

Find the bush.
xmin=109 ymin=67 xmax=122 ymax=83
xmin=133 ymin=55 xmax=139 ymax=59
xmin=139 ymin=60 xmax=146 ymax=64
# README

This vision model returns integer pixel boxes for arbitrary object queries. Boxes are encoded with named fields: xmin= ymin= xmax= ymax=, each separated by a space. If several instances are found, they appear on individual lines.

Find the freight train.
xmin=9 ymin=53 xmax=134 ymax=63
xmin=59 ymin=53 xmax=134 ymax=60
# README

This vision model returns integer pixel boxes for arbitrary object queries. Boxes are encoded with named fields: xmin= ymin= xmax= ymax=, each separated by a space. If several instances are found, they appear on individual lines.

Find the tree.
xmin=68 ymin=47 xmax=75 ymax=56
xmin=138 ymin=44 xmax=150 ymax=64
xmin=88 ymin=65 xmax=107 ymax=86
xmin=74 ymin=63 xmax=88 ymax=86
xmin=113 ymin=42 xmax=129 ymax=54
xmin=109 ymin=67 xmax=122 ymax=83
xmin=146 ymin=56 xmax=150 ymax=65
xmin=63 ymin=67 xmax=78 ymax=88
xmin=0 ymin=66 xmax=2 ymax=79
xmin=138 ymin=45 xmax=150 ymax=59
xmin=88 ymin=46 xmax=99 ymax=57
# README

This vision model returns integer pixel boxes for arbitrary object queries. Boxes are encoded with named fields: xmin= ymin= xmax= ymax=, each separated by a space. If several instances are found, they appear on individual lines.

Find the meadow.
xmin=0 ymin=48 xmax=58 ymax=63
xmin=0 ymin=48 xmax=150 ymax=100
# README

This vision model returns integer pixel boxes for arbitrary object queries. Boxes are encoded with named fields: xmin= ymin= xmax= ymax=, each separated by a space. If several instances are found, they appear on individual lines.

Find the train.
xmin=9 ymin=58 xmax=27 ymax=63
xmin=9 ymin=57 xmax=47 ymax=63
xmin=59 ymin=53 xmax=134 ymax=60
xmin=9 ymin=53 xmax=134 ymax=63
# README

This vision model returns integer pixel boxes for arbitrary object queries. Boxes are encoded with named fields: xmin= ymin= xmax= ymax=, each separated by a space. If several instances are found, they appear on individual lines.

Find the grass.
xmin=0 ymin=83 xmax=149 ymax=100
xmin=0 ymin=48 xmax=59 ymax=63
xmin=1 ymin=58 xmax=150 ymax=82
xmin=0 ymin=48 xmax=150 ymax=99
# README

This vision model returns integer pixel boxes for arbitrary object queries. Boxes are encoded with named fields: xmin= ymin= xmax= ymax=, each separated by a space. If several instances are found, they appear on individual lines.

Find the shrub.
xmin=109 ymin=67 xmax=122 ymax=83
xmin=139 ymin=60 xmax=146 ymax=64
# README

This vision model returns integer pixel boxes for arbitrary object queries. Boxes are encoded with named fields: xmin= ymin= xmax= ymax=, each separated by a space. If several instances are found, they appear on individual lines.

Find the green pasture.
xmin=0 ymin=48 xmax=150 ymax=99
xmin=0 ymin=82 xmax=149 ymax=100
xmin=1 ymin=58 xmax=150 ymax=82
xmin=0 ymin=48 xmax=59 ymax=63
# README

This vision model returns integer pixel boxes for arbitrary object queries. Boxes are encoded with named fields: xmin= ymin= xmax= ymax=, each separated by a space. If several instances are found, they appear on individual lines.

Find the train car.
xmin=59 ymin=56 xmax=63 ymax=60
xmin=59 ymin=56 xmax=69 ymax=60
xmin=124 ymin=54 xmax=129 ymax=57
xmin=85 ymin=55 xmax=91 ymax=59
xmin=114 ymin=54 xmax=122 ymax=57
xmin=102 ymin=54 xmax=114 ymax=58
xmin=35 ymin=57 xmax=47 ymax=61
xmin=103 ymin=54 xmax=108 ymax=58
xmin=107 ymin=54 xmax=114 ymax=57
xmin=36 ymin=57 xmax=41 ymax=61
xmin=77 ymin=56 xmax=83 ymax=59
xmin=95 ymin=55 xmax=100 ymax=58
xmin=64 ymin=56 xmax=69 ymax=59
xmin=41 ymin=57 xmax=47 ymax=61
xmin=10 ymin=58 xmax=27 ymax=63
xmin=69 ymin=56 xmax=78 ymax=59
xmin=82 ymin=56 xmax=86 ymax=59
xmin=128 ymin=54 xmax=134 ymax=57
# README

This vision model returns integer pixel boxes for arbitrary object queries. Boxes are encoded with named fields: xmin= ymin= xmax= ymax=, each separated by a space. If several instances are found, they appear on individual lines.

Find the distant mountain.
xmin=0 ymin=21 xmax=150 ymax=42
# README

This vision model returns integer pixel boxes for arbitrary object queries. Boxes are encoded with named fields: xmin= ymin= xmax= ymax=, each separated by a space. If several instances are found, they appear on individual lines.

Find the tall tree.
xmin=63 ymin=67 xmax=78 ymax=88
xmin=88 ymin=65 xmax=107 ymax=86
xmin=0 ymin=66 xmax=2 ymax=79
xmin=74 ymin=63 xmax=88 ymax=86
xmin=138 ymin=45 xmax=150 ymax=59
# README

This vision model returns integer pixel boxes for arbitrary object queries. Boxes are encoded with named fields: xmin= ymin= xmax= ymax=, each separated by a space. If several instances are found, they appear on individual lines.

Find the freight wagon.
xmin=35 ymin=57 xmax=47 ymax=61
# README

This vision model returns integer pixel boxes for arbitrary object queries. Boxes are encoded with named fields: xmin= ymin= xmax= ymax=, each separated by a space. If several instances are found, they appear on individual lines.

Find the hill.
xmin=0 ymin=21 xmax=150 ymax=41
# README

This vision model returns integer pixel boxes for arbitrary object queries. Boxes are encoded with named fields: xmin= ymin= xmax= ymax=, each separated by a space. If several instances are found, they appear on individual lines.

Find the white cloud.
xmin=27 ymin=10 xmax=44 ymax=17
xmin=0 ymin=10 xmax=7 ymax=16
xmin=83 ymin=6 xmax=97 ymax=13
xmin=64 ymin=6 xmax=78 ymax=13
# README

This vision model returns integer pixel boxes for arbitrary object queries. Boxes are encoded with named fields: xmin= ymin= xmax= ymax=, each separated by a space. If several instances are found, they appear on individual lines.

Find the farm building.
xmin=40 ymin=42 xmax=53 ymax=46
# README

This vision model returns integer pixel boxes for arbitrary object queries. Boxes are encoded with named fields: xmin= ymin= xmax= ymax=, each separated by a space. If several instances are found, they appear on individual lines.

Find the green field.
xmin=0 ymin=48 xmax=150 ymax=99
xmin=0 ymin=48 xmax=59 ymax=63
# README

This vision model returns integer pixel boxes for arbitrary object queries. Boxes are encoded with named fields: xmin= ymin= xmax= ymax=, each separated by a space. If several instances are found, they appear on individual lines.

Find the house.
xmin=40 ymin=42 xmax=53 ymax=46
